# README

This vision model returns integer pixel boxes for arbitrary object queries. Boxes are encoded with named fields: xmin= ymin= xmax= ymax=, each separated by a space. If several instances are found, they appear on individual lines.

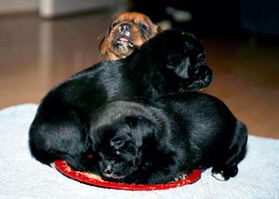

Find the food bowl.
xmin=54 ymin=160 xmax=202 ymax=191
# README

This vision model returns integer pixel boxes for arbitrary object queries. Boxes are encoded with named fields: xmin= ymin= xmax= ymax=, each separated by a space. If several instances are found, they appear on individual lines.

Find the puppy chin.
xmin=103 ymin=173 xmax=126 ymax=180
xmin=112 ymin=40 xmax=134 ymax=57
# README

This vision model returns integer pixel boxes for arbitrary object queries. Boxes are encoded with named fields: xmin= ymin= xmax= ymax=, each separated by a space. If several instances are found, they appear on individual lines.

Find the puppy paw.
xmin=211 ymin=170 xmax=228 ymax=181
xmin=212 ymin=165 xmax=238 ymax=181
xmin=174 ymin=173 xmax=188 ymax=181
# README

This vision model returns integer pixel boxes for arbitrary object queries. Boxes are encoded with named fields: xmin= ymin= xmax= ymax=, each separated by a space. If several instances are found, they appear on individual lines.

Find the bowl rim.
xmin=53 ymin=160 xmax=202 ymax=191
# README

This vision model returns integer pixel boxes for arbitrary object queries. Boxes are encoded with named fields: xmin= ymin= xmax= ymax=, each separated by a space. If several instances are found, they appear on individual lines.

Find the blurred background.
xmin=0 ymin=0 xmax=278 ymax=138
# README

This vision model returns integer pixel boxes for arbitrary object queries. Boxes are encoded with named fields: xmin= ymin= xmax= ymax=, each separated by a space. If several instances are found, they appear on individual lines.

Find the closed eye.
xmin=127 ymin=146 xmax=135 ymax=153
xmin=138 ymin=23 xmax=149 ymax=33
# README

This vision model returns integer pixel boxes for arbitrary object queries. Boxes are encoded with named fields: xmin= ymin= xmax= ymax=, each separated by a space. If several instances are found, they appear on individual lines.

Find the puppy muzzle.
xmin=102 ymin=165 xmax=126 ymax=179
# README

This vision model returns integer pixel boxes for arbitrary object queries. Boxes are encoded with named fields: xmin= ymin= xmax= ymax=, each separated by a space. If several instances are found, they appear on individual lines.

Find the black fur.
xmin=29 ymin=30 xmax=212 ymax=171
xmin=90 ymin=93 xmax=248 ymax=184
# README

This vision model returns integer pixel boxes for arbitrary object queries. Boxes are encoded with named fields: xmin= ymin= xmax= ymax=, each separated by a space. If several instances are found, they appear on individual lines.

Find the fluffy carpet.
xmin=0 ymin=104 xmax=278 ymax=198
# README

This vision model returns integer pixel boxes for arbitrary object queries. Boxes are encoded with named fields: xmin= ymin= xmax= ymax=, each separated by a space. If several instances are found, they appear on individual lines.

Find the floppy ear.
xmin=166 ymin=56 xmax=191 ymax=79
xmin=98 ymin=36 xmax=109 ymax=55
xmin=152 ymin=23 xmax=161 ymax=35
xmin=156 ymin=25 xmax=162 ymax=33
xmin=125 ymin=116 xmax=140 ymax=127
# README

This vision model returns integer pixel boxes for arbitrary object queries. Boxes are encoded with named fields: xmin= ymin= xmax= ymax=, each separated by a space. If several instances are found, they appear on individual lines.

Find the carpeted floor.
xmin=0 ymin=104 xmax=278 ymax=198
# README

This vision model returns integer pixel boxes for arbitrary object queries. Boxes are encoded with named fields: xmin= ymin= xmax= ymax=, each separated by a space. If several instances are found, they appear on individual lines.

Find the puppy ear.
xmin=125 ymin=116 xmax=140 ymax=127
xmin=151 ymin=24 xmax=161 ymax=35
xmin=156 ymin=25 xmax=162 ymax=33
xmin=166 ymin=56 xmax=191 ymax=79
xmin=98 ymin=36 xmax=109 ymax=55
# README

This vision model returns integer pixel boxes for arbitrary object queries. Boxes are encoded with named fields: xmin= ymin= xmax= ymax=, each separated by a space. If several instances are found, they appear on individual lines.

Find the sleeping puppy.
xmin=29 ymin=30 xmax=212 ymax=171
xmin=90 ymin=93 xmax=248 ymax=184
xmin=99 ymin=12 xmax=159 ymax=61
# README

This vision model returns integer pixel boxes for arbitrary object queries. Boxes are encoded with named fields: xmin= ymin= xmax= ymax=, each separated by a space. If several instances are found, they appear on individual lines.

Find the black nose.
xmin=120 ymin=23 xmax=130 ymax=33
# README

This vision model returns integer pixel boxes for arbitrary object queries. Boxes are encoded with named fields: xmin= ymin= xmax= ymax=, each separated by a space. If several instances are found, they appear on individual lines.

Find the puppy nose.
xmin=120 ymin=23 xmax=130 ymax=33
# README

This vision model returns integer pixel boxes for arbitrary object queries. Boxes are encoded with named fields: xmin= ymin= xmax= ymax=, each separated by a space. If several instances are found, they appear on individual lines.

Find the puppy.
xmin=90 ymin=93 xmax=248 ymax=184
xmin=99 ymin=12 xmax=159 ymax=60
xmin=29 ymin=30 xmax=213 ymax=171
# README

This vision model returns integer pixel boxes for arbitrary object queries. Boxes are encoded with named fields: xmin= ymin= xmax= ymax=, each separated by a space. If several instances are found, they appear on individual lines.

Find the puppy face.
xmin=91 ymin=116 xmax=155 ymax=182
xmin=144 ymin=30 xmax=213 ymax=91
xmin=91 ymin=117 xmax=142 ymax=181
xmin=99 ymin=12 xmax=159 ymax=60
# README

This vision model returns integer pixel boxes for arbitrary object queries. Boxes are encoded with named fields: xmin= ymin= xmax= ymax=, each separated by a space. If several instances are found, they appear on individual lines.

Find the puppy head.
xmin=143 ymin=30 xmax=213 ymax=91
xmin=99 ymin=12 xmax=159 ymax=61
xmin=91 ymin=116 xmax=154 ymax=181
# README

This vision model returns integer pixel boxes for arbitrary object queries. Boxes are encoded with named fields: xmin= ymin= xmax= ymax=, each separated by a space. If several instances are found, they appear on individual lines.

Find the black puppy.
xmin=90 ymin=93 xmax=248 ymax=184
xmin=29 ymin=30 xmax=212 ymax=171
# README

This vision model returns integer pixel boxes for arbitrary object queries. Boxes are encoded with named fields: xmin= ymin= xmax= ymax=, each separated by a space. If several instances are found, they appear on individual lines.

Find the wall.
xmin=0 ymin=0 xmax=38 ymax=14
xmin=39 ymin=0 xmax=111 ymax=18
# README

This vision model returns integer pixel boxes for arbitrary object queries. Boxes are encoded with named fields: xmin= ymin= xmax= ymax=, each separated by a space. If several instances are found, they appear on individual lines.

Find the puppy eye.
xmin=167 ymin=58 xmax=181 ymax=68
xmin=114 ymin=140 xmax=124 ymax=147
xmin=138 ymin=23 xmax=148 ymax=32
xmin=110 ymin=139 xmax=125 ymax=149
xmin=115 ymin=150 xmax=121 ymax=155
xmin=127 ymin=146 xmax=135 ymax=153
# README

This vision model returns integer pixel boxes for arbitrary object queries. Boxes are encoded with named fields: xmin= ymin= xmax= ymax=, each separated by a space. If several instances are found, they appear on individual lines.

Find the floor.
xmin=0 ymin=12 xmax=278 ymax=138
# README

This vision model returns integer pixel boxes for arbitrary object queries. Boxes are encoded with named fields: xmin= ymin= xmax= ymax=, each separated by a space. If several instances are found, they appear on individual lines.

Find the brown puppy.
xmin=99 ymin=12 xmax=159 ymax=61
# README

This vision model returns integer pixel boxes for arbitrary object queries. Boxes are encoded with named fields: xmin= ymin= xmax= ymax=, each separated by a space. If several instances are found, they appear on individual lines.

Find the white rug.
xmin=0 ymin=104 xmax=279 ymax=199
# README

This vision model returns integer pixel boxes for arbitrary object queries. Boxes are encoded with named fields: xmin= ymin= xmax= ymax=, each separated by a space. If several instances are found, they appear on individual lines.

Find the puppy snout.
xmin=104 ymin=165 xmax=113 ymax=175
xmin=119 ymin=23 xmax=131 ymax=34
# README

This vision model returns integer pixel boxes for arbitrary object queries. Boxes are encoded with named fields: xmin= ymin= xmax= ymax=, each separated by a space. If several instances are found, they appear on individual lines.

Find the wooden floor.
xmin=0 ymin=12 xmax=278 ymax=138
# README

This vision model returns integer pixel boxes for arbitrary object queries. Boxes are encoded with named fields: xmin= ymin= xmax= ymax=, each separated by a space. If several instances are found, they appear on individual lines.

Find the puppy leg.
xmin=137 ymin=152 xmax=185 ymax=184
xmin=211 ymin=165 xmax=238 ymax=181
xmin=144 ymin=165 xmax=173 ymax=184
xmin=29 ymin=110 xmax=90 ymax=171
xmin=212 ymin=121 xmax=248 ymax=181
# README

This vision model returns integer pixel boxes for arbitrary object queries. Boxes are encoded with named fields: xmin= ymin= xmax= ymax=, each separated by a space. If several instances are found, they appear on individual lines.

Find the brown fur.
xmin=99 ymin=12 xmax=159 ymax=61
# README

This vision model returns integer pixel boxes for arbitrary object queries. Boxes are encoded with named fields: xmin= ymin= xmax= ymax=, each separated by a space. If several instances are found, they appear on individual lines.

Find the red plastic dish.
xmin=54 ymin=160 xmax=202 ymax=191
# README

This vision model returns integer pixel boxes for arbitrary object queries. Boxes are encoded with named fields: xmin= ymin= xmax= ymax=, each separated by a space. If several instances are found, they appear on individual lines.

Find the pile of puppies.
xmin=29 ymin=12 xmax=248 ymax=184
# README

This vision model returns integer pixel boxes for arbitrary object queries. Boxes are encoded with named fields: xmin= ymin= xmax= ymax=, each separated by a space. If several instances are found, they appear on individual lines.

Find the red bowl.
xmin=54 ymin=160 xmax=202 ymax=191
